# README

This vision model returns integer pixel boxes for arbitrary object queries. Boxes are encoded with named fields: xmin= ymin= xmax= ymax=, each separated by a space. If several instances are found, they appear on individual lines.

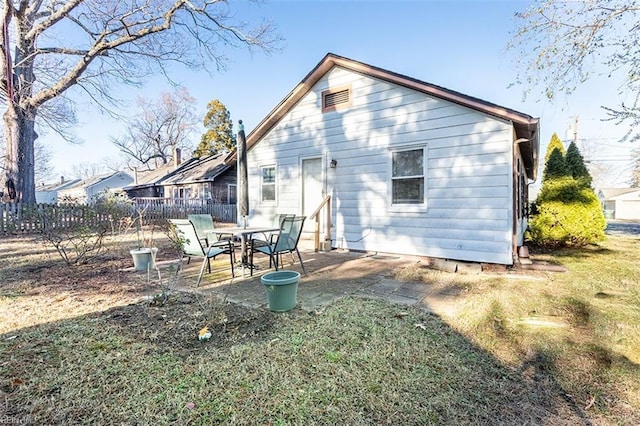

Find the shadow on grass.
xmin=530 ymin=229 xmax=640 ymax=262
xmin=529 ymin=243 xmax=614 ymax=260
xmin=0 ymin=235 xmax=50 ymax=267
xmin=516 ymin=351 xmax=595 ymax=426
xmin=478 ymin=298 xmax=639 ymax=422
xmin=0 ymin=295 xmax=611 ymax=425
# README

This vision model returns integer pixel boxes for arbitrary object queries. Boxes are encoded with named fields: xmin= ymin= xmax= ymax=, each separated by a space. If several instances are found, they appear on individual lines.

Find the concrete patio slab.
xmin=171 ymin=245 xmax=433 ymax=312
xmin=165 ymin=237 xmax=536 ymax=318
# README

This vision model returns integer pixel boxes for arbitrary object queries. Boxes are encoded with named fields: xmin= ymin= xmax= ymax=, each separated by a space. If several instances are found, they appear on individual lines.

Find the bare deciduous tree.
xmin=34 ymin=140 xmax=55 ymax=183
xmin=629 ymin=147 xmax=640 ymax=187
xmin=1 ymin=0 xmax=280 ymax=202
xmin=112 ymin=87 xmax=196 ymax=170
xmin=69 ymin=161 xmax=106 ymax=180
xmin=510 ymin=1 xmax=640 ymax=141
xmin=1 ymin=134 xmax=54 ymax=190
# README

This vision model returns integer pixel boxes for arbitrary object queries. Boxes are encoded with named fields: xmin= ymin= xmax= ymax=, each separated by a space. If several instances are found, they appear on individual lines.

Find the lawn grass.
xmin=2 ymin=297 xmax=578 ymax=424
xmin=393 ymin=235 xmax=640 ymax=423
xmin=1 ymin=232 xmax=639 ymax=424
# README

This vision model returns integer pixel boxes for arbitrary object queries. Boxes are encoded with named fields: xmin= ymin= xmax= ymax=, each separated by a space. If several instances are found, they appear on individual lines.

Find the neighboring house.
xmin=124 ymin=153 xmax=237 ymax=204
xmin=35 ymin=177 xmax=81 ymax=204
xmin=58 ymin=171 xmax=134 ymax=204
xmin=160 ymin=153 xmax=237 ymax=204
xmin=124 ymin=161 xmax=185 ymax=199
xmin=229 ymin=53 xmax=539 ymax=265
xmin=598 ymin=188 xmax=640 ymax=220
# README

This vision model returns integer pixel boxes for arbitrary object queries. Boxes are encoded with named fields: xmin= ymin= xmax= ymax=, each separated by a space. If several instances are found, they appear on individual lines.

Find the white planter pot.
xmin=130 ymin=247 xmax=158 ymax=271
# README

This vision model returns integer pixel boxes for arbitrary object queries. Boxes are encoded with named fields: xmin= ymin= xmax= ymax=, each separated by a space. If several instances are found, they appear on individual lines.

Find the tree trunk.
xmin=3 ymin=104 xmax=37 ymax=203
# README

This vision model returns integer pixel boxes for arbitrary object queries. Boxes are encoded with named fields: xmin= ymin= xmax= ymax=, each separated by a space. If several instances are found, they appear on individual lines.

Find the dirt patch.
xmin=97 ymin=293 xmax=281 ymax=356
xmin=1 ymin=236 xmax=162 ymax=334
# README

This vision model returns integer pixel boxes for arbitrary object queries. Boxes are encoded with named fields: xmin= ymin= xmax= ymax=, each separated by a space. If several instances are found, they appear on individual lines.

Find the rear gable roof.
xmin=61 ymin=172 xmax=119 ymax=191
xmin=226 ymin=53 xmax=540 ymax=179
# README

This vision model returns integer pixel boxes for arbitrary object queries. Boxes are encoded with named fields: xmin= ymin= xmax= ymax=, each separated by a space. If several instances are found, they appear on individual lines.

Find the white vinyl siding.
xmin=247 ymin=66 xmax=515 ymax=264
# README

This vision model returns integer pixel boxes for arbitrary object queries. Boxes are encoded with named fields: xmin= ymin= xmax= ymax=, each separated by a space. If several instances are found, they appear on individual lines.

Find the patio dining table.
xmin=212 ymin=226 xmax=280 ymax=277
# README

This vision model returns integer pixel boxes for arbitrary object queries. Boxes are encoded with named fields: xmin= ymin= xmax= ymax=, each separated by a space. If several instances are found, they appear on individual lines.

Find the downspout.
xmin=512 ymin=132 xmax=519 ymax=265
xmin=513 ymin=136 xmax=533 ymax=263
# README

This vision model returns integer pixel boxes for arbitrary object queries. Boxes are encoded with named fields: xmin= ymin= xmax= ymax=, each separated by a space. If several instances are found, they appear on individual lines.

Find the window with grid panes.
xmin=261 ymin=166 xmax=276 ymax=203
xmin=391 ymin=147 xmax=425 ymax=205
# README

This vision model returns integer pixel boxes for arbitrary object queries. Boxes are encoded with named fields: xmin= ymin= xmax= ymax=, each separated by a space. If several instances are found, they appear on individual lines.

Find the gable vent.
xmin=325 ymin=89 xmax=349 ymax=107
xmin=322 ymin=85 xmax=352 ymax=112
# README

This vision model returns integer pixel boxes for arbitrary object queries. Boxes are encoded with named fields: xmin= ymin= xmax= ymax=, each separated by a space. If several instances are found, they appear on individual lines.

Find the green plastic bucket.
xmin=261 ymin=271 xmax=300 ymax=312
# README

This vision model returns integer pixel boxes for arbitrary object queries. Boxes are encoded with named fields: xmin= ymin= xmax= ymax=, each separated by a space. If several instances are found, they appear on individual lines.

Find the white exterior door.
xmin=301 ymin=157 xmax=323 ymax=232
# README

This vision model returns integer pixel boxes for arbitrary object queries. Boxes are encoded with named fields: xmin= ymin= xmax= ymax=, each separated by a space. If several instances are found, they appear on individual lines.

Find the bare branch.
xmin=36 ymin=46 xmax=109 ymax=56
xmin=3 ymin=0 xmax=280 ymax=202
xmin=25 ymin=0 xmax=85 ymax=42
xmin=510 ymin=0 xmax=640 ymax=141
xmin=111 ymin=87 xmax=196 ymax=169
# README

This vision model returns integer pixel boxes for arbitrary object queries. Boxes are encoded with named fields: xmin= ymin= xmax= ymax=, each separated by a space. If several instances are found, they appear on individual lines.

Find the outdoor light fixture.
xmin=329 ymin=159 xmax=337 ymax=168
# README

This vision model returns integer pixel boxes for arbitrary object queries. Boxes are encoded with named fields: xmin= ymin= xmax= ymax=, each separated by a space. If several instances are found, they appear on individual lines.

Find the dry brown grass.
xmin=1 ymin=233 xmax=639 ymax=424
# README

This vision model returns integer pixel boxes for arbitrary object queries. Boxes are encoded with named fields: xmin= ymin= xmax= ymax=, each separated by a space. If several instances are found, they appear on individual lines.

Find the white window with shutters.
xmin=322 ymin=84 xmax=352 ymax=112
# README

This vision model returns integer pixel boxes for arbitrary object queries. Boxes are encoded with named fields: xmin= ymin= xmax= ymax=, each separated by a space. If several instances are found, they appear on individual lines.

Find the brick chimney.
xmin=173 ymin=147 xmax=182 ymax=168
xmin=60 ymin=176 xmax=65 ymax=184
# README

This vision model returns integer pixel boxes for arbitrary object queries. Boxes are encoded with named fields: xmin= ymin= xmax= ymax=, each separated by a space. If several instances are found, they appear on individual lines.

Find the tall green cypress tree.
xmin=543 ymin=148 xmax=569 ymax=180
xmin=565 ymin=141 xmax=592 ymax=187
xmin=544 ymin=132 xmax=566 ymax=163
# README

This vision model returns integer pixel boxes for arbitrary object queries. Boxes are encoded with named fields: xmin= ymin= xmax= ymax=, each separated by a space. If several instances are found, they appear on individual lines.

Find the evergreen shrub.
xmin=529 ymin=177 xmax=606 ymax=247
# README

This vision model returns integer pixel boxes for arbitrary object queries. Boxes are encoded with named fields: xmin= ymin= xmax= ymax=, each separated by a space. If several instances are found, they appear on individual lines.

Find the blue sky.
xmin=48 ymin=0 xmax=635 ymax=187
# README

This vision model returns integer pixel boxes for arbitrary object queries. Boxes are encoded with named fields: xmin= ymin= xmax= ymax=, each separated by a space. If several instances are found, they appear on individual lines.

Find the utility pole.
xmin=572 ymin=115 xmax=579 ymax=144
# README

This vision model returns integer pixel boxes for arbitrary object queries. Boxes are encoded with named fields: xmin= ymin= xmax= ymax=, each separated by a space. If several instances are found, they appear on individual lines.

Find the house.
xmin=125 ymin=161 xmax=185 ymax=199
xmin=159 ymin=153 xmax=237 ymax=204
xmin=230 ymin=53 xmax=539 ymax=265
xmin=598 ymin=188 xmax=640 ymax=220
xmin=35 ymin=177 xmax=81 ymax=204
xmin=57 ymin=171 xmax=133 ymax=204
xmin=124 ymin=147 xmax=189 ymax=198
xmin=124 ymin=152 xmax=237 ymax=204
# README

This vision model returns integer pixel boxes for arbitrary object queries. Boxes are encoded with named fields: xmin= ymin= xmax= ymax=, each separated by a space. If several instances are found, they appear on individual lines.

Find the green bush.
xmin=537 ymin=176 xmax=591 ymax=203
xmin=529 ymin=178 xmax=606 ymax=247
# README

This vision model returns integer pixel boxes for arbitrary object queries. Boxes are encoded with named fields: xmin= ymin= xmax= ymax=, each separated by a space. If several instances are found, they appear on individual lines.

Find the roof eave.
xmin=225 ymin=53 xmax=337 ymax=164
xmin=514 ymin=119 xmax=540 ymax=181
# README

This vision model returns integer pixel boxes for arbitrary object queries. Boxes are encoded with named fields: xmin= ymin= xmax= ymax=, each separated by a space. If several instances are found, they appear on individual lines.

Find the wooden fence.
xmin=0 ymin=200 xmax=237 ymax=235
xmin=131 ymin=198 xmax=237 ymax=223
